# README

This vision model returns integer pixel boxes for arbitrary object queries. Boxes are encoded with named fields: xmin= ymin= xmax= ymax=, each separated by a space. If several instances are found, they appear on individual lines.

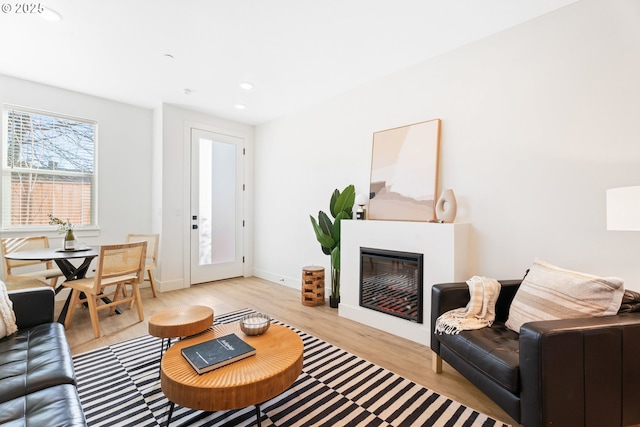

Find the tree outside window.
xmin=1 ymin=106 xmax=96 ymax=230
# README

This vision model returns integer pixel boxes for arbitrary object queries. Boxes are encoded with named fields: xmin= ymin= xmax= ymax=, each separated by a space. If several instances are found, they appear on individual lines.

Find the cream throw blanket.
xmin=435 ymin=276 xmax=501 ymax=334
xmin=0 ymin=281 xmax=18 ymax=338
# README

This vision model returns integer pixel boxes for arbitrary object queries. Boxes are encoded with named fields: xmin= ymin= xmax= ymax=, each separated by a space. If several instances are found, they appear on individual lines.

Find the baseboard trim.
xmin=253 ymin=268 xmax=302 ymax=291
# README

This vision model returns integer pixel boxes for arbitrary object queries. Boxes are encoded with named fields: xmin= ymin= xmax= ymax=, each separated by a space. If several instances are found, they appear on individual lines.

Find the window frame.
xmin=1 ymin=104 xmax=99 ymax=233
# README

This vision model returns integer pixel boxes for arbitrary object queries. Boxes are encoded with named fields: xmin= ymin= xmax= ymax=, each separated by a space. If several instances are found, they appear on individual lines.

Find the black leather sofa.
xmin=0 ymin=287 xmax=86 ymax=426
xmin=431 ymin=279 xmax=640 ymax=427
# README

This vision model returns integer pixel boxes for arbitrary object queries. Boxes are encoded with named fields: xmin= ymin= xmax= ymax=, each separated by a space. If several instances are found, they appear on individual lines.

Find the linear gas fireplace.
xmin=359 ymin=247 xmax=423 ymax=323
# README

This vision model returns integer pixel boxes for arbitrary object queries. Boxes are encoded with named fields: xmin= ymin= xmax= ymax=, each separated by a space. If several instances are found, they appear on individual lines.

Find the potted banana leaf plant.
xmin=309 ymin=184 xmax=355 ymax=308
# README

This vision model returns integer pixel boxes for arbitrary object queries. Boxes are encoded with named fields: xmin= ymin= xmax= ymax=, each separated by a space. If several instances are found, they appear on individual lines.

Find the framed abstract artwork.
xmin=368 ymin=118 xmax=441 ymax=221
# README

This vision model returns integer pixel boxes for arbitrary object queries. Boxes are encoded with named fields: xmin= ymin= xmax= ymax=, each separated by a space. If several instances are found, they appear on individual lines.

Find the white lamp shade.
xmin=606 ymin=186 xmax=640 ymax=231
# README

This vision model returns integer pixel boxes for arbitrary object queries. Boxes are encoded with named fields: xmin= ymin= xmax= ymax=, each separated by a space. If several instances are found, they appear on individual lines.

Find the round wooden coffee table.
xmin=161 ymin=322 xmax=303 ymax=427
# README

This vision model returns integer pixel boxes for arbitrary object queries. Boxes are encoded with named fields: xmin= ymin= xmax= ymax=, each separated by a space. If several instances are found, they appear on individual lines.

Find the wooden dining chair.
xmin=1 ymin=236 xmax=64 ymax=287
xmin=125 ymin=233 xmax=159 ymax=297
xmin=4 ymin=277 xmax=50 ymax=291
xmin=63 ymin=241 xmax=147 ymax=338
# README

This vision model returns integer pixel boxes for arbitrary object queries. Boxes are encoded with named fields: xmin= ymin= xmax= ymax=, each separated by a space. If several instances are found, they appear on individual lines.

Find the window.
xmin=1 ymin=106 xmax=96 ymax=230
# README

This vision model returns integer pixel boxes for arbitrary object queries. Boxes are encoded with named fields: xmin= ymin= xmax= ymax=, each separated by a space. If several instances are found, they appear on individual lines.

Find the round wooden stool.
xmin=301 ymin=265 xmax=325 ymax=306
xmin=148 ymin=305 xmax=214 ymax=373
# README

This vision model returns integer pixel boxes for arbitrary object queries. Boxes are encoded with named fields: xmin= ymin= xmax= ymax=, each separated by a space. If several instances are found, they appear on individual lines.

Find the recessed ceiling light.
xmin=40 ymin=7 xmax=62 ymax=21
xmin=235 ymin=104 xmax=246 ymax=110
xmin=239 ymin=82 xmax=254 ymax=91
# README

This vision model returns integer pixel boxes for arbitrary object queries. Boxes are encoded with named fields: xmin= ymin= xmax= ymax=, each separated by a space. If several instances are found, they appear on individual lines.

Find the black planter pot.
xmin=329 ymin=295 xmax=340 ymax=308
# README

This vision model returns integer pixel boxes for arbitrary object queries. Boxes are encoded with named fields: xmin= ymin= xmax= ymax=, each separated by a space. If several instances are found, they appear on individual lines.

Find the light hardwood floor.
xmin=58 ymin=276 xmax=518 ymax=426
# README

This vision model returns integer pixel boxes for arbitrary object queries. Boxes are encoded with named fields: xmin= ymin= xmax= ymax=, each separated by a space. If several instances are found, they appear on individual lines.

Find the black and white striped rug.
xmin=73 ymin=309 xmax=510 ymax=427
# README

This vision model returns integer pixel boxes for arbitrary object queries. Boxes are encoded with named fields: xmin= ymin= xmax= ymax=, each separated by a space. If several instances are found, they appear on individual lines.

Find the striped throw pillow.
xmin=505 ymin=259 xmax=624 ymax=333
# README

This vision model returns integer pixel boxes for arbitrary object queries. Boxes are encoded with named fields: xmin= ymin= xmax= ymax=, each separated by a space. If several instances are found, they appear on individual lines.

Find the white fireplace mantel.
xmin=340 ymin=220 xmax=469 ymax=347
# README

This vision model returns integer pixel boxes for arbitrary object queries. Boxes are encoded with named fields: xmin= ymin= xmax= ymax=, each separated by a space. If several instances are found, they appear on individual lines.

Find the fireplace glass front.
xmin=359 ymin=247 xmax=423 ymax=323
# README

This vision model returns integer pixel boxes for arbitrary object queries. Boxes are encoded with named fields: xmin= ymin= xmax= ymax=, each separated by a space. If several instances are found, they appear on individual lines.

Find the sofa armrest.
xmin=520 ymin=313 xmax=640 ymax=427
xmin=7 ymin=287 xmax=55 ymax=329
xmin=430 ymin=280 xmax=521 ymax=352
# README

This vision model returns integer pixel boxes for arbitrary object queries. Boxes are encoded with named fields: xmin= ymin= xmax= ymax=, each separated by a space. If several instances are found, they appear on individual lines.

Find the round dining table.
xmin=5 ymin=246 xmax=99 ymax=281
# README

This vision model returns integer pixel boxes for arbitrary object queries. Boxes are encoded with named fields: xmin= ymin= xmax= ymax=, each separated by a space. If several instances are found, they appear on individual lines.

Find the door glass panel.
xmin=198 ymin=138 xmax=236 ymax=265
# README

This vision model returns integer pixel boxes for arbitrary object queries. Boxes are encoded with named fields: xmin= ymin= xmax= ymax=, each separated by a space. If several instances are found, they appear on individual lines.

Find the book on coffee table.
xmin=181 ymin=333 xmax=257 ymax=374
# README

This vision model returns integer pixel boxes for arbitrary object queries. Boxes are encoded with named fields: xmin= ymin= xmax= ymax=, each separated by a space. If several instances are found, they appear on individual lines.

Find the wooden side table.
xmin=161 ymin=323 xmax=303 ymax=427
xmin=301 ymin=265 xmax=325 ymax=306
xmin=148 ymin=305 xmax=214 ymax=373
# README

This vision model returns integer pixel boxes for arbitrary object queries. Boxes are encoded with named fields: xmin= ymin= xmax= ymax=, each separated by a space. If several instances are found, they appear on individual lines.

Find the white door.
xmin=190 ymin=128 xmax=244 ymax=284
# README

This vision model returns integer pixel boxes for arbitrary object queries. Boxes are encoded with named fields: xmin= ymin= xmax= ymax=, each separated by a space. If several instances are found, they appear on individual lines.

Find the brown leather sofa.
xmin=431 ymin=279 xmax=640 ymax=427
xmin=0 ymin=287 xmax=86 ymax=425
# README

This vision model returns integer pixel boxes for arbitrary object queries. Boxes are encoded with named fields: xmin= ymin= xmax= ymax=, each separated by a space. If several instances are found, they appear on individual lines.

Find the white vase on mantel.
xmin=435 ymin=189 xmax=457 ymax=223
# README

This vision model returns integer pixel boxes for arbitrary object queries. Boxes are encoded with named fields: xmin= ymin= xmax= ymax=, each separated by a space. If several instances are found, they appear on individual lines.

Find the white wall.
xmin=254 ymin=0 xmax=640 ymax=292
xmin=156 ymin=104 xmax=254 ymax=291
xmin=0 ymin=74 xmax=153 ymax=248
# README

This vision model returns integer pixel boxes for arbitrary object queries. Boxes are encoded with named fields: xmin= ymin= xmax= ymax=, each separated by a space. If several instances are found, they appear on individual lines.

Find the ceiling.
xmin=0 ymin=0 xmax=577 ymax=125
